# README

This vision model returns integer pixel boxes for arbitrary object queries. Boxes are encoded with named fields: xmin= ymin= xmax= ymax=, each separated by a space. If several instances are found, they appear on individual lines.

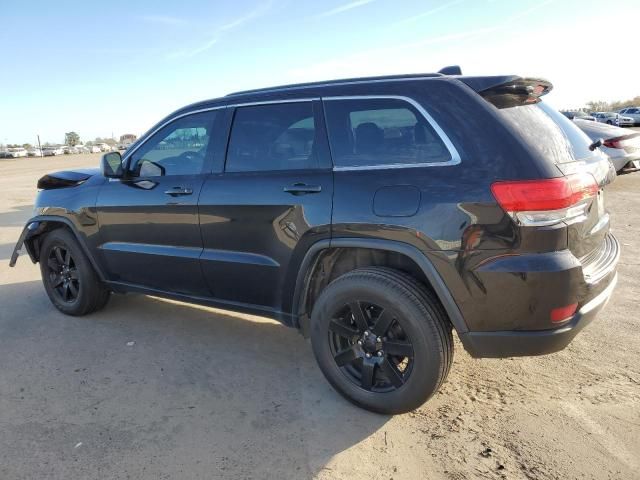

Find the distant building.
xmin=119 ymin=134 xmax=137 ymax=145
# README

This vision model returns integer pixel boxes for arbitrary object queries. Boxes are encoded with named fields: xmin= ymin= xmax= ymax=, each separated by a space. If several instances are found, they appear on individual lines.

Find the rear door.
xmin=198 ymin=100 xmax=333 ymax=313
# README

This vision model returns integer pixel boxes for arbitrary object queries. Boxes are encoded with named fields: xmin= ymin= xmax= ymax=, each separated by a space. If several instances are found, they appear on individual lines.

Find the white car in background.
xmin=7 ymin=147 xmax=28 ymax=158
xmin=94 ymin=143 xmax=112 ymax=152
xmin=27 ymin=148 xmax=42 ymax=157
xmin=63 ymin=146 xmax=79 ymax=154
xmin=88 ymin=145 xmax=102 ymax=153
xmin=618 ymin=107 xmax=640 ymax=126
xmin=43 ymin=146 xmax=64 ymax=156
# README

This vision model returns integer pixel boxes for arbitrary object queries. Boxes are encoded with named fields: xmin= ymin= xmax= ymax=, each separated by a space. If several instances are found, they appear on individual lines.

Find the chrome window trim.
xmin=123 ymin=106 xmax=226 ymax=165
xmin=322 ymin=95 xmax=461 ymax=171
xmin=123 ymin=98 xmax=319 ymax=164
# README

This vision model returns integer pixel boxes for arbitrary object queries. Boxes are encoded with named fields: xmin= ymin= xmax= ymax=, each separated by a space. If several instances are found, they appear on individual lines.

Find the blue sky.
xmin=1 ymin=0 xmax=639 ymax=145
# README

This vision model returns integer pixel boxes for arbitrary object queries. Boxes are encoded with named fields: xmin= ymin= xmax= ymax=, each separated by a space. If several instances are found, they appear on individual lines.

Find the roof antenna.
xmin=438 ymin=65 xmax=462 ymax=75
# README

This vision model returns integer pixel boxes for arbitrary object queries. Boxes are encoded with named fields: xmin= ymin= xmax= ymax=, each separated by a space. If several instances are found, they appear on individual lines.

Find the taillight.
xmin=491 ymin=173 xmax=598 ymax=226
xmin=603 ymin=135 xmax=640 ymax=149
xmin=550 ymin=303 xmax=578 ymax=323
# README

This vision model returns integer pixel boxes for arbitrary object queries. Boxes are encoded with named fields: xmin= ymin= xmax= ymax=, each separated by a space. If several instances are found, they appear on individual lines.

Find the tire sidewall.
xmin=39 ymin=230 xmax=95 ymax=315
xmin=311 ymin=274 xmax=444 ymax=413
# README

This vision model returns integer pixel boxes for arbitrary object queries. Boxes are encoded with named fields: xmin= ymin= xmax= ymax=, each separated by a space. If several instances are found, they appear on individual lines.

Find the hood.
xmin=573 ymin=119 xmax=628 ymax=140
xmin=37 ymin=167 xmax=101 ymax=190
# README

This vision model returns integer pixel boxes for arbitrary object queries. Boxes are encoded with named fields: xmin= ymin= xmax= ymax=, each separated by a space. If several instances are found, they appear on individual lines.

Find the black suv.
xmin=11 ymin=68 xmax=620 ymax=414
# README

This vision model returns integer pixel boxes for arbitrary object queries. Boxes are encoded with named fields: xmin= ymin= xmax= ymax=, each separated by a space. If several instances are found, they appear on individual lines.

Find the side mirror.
xmin=589 ymin=138 xmax=605 ymax=152
xmin=101 ymin=152 xmax=123 ymax=178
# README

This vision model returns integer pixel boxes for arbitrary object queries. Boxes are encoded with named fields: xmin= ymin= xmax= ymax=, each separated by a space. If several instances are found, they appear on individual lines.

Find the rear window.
xmin=324 ymin=98 xmax=451 ymax=168
xmin=498 ymin=102 xmax=599 ymax=164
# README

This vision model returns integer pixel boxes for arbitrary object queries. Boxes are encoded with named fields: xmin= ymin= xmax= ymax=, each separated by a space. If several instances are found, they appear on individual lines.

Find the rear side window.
xmin=324 ymin=98 xmax=451 ymax=168
xmin=498 ymin=102 xmax=598 ymax=164
xmin=226 ymin=102 xmax=318 ymax=172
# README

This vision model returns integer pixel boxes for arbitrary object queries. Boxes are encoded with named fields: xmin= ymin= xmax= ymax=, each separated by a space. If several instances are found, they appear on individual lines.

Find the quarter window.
xmin=129 ymin=111 xmax=217 ymax=177
xmin=324 ymin=98 xmax=451 ymax=168
xmin=226 ymin=102 xmax=318 ymax=172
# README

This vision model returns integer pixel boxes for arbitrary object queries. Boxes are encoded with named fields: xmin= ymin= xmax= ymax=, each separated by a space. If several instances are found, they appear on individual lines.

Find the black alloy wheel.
xmin=328 ymin=300 xmax=414 ymax=392
xmin=46 ymin=245 xmax=80 ymax=303
xmin=310 ymin=267 xmax=453 ymax=414
xmin=39 ymin=228 xmax=110 ymax=316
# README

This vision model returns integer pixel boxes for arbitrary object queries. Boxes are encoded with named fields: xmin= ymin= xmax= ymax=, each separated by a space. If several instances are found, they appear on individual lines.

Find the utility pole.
xmin=37 ymin=135 xmax=43 ymax=157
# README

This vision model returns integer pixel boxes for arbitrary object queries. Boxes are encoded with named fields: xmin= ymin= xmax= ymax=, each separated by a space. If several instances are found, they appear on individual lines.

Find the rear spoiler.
xmin=460 ymin=75 xmax=553 ymax=109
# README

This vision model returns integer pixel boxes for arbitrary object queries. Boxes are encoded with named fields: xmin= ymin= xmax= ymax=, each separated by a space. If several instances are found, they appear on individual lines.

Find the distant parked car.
xmin=43 ymin=146 xmax=63 ymax=156
xmin=88 ymin=145 xmax=102 ymax=154
xmin=592 ymin=112 xmax=634 ymax=127
xmin=7 ymin=147 xmax=28 ymax=158
xmin=574 ymin=119 xmax=640 ymax=172
xmin=561 ymin=110 xmax=596 ymax=121
xmin=63 ymin=146 xmax=79 ymax=154
xmin=27 ymin=148 xmax=42 ymax=157
xmin=94 ymin=143 xmax=112 ymax=152
xmin=75 ymin=145 xmax=89 ymax=154
xmin=618 ymin=107 xmax=640 ymax=126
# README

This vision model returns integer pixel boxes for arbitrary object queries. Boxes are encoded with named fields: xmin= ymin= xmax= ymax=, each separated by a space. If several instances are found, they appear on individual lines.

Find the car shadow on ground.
xmin=0 ymin=242 xmax=18 ymax=261
xmin=0 ymin=280 xmax=390 ymax=479
xmin=0 ymin=204 xmax=33 ymax=227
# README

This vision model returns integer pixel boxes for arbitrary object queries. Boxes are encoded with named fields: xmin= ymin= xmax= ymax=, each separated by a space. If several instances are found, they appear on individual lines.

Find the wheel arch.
xmin=17 ymin=215 xmax=107 ymax=282
xmin=292 ymin=238 xmax=468 ymax=336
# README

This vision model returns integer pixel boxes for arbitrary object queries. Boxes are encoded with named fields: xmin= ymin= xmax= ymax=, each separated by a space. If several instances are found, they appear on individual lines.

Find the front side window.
xmin=324 ymin=98 xmax=451 ymax=168
xmin=225 ymin=102 xmax=318 ymax=172
xmin=129 ymin=111 xmax=217 ymax=176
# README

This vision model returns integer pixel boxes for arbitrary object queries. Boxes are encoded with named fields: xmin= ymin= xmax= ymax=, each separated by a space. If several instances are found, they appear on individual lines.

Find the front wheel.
xmin=310 ymin=267 xmax=453 ymax=414
xmin=39 ymin=229 xmax=110 ymax=316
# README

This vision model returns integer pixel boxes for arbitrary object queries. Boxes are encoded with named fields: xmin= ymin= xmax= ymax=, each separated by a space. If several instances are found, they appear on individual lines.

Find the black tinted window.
xmin=324 ymin=98 xmax=451 ymax=168
xmin=226 ymin=102 xmax=318 ymax=172
xmin=498 ymin=102 xmax=598 ymax=164
xmin=130 ymin=111 xmax=217 ymax=176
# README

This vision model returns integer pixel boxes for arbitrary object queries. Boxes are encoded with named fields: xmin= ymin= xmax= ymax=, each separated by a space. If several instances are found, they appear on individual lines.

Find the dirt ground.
xmin=0 ymin=153 xmax=638 ymax=480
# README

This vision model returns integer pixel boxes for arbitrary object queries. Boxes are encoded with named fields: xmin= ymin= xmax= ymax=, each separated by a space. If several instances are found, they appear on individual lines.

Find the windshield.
xmin=498 ymin=102 xmax=600 ymax=164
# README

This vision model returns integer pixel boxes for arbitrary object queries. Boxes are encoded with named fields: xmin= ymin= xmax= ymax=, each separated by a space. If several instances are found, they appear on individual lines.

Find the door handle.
xmin=164 ymin=186 xmax=193 ymax=196
xmin=283 ymin=183 xmax=322 ymax=195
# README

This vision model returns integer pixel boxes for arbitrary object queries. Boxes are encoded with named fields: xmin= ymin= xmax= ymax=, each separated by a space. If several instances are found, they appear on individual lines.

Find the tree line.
xmin=584 ymin=95 xmax=640 ymax=113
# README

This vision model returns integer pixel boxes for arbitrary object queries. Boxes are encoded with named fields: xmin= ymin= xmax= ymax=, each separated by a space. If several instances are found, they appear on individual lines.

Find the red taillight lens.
xmin=491 ymin=173 xmax=598 ymax=212
xmin=603 ymin=135 xmax=640 ymax=150
xmin=550 ymin=303 xmax=578 ymax=323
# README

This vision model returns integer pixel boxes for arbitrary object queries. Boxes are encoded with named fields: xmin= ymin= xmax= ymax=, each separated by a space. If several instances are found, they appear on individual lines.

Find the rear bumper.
xmin=460 ymin=272 xmax=617 ymax=358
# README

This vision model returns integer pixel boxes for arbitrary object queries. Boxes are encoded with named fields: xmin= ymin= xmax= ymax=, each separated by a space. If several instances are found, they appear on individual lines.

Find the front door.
xmin=96 ymin=110 xmax=222 ymax=295
xmin=198 ymin=100 xmax=333 ymax=315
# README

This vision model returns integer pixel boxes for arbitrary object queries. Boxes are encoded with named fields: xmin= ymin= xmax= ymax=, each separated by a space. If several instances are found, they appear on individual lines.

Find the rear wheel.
xmin=39 ymin=229 xmax=110 ymax=316
xmin=310 ymin=267 xmax=453 ymax=414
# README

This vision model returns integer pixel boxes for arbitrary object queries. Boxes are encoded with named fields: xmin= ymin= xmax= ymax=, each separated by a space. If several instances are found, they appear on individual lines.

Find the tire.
xmin=310 ymin=267 xmax=453 ymax=414
xmin=39 ymin=228 xmax=110 ymax=316
xmin=606 ymin=120 xmax=613 ymax=125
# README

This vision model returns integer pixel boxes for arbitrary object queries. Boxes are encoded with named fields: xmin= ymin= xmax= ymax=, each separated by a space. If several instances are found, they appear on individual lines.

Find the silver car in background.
xmin=592 ymin=111 xmax=634 ymax=127
xmin=575 ymin=119 xmax=640 ymax=171
xmin=618 ymin=107 xmax=640 ymax=126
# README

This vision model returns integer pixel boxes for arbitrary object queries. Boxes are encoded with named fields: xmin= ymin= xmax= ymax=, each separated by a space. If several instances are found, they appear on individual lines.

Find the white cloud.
xmin=167 ymin=1 xmax=273 ymax=59
xmin=390 ymin=0 xmax=465 ymax=28
xmin=315 ymin=0 xmax=375 ymax=18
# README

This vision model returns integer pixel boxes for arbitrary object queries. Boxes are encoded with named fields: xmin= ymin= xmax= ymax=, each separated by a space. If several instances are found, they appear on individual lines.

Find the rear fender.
xmin=292 ymin=238 xmax=468 ymax=336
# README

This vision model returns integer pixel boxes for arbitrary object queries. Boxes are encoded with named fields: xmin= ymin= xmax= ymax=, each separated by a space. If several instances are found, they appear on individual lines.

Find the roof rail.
xmin=225 ymin=72 xmax=447 ymax=97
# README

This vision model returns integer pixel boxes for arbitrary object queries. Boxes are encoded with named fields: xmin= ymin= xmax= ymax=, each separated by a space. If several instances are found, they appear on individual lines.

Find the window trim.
xmin=322 ymin=95 xmax=461 ymax=171
xmin=123 ymin=99 xmax=321 ymax=170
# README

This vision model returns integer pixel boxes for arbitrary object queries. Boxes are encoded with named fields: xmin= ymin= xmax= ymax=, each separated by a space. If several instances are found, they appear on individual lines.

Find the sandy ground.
xmin=0 ymin=153 xmax=638 ymax=480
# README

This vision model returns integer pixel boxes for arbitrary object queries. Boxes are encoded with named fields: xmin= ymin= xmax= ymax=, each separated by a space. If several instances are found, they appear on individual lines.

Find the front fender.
xmin=9 ymin=215 xmax=106 ymax=281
